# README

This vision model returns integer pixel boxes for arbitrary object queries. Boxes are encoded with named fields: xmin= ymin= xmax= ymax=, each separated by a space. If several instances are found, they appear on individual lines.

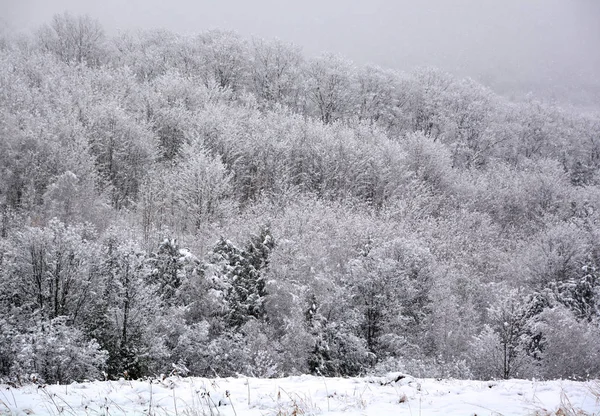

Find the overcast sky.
xmin=3 ymin=0 xmax=600 ymax=104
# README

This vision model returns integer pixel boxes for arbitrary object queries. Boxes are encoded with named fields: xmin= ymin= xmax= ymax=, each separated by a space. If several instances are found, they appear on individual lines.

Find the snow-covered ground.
xmin=1 ymin=374 xmax=599 ymax=415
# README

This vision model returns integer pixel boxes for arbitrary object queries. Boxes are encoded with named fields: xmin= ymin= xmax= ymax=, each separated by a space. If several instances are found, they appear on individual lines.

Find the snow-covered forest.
xmin=1 ymin=12 xmax=600 ymax=385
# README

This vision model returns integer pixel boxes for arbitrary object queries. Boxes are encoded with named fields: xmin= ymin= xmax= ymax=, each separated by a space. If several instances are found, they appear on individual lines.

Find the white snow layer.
xmin=1 ymin=374 xmax=599 ymax=415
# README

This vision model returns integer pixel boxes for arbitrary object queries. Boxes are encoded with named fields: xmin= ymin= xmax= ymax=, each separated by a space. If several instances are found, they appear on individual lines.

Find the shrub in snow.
xmin=159 ymin=316 xmax=211 ymax=376
xmin=204 ymin=330 xmax=250 ymax=377
xmin=241 ymin=320 xmax=282 ymax=378
xmin=373 ymin=356 xmax=472 ymax=379
xmin=536 ymin=306 xmax=600 ymax=380
xmin=308 ymin=321 xmax=373 ymax=377
xmin=13 ymin=318 xmax=108 ymax=384
xmin=277 ymin=319 xmax=314 ymax=375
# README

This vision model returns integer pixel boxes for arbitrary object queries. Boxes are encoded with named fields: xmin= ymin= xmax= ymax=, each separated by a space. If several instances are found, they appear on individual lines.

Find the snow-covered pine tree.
xmin=304 ymin=292 xmax=372 ymax=377
xmin=304 ymin=293 xmax=333 ymax=376
xmin=147 ymin=238 xmax=184 ymax=305
xmin=210 ymin=227 xmax=274 ymax=328
xmin=555 ymin=263 xmax=599 ymax=321
xmin=245 ymin=226 xmax=275 ymax=272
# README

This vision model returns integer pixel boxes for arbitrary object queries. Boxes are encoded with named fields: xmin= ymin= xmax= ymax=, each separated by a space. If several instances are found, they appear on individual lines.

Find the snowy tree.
xmin=36 ymin=13 xmax=105 ymax=66
xmin=304 ymin=291 xmax=372 ymax=377
xmin=250 ymin=38 xmax=304 ymax=110
xmin=2 ymin=219 xmax=98 ymax=323
xmin=354 ymin=65 xmax=401 ymax=125
xmin=409 ymin=67 xmax=453 ymax=138
xmin=86 ymin=103 xmax=156 ymax=209
xmin=85 ymin=232 xmax=159 ymax=379
xmin=137 ymin=144 xmax=233 ymax=238
xmin=197 ymin=30 xmax=250 ymax=92
xmin=469 ymin=289 xmax=541 ymax=379
xmin=42 ymin=171 xmax=80 ymax=223
xmin=146 ymin=238 xmax=199 ymax=307
xmin=305 ymin=53 xmax=354 ymax=124
xmin=348 ymin=251 xmax=400 ymax=355
xmin=0 ymin=318 xmax=17 ymax=380
xmin=554 ymin=263 xmax=599 ymax=322
xmin=147 ymin=239 xmax=184 ymax=304
xmin=523 ymin=222 xmax=588 ymax=289
xmin=443 ymin=78 xmax=496 ymax=168
xmin=209 ymin=227 xmax=274 ymax=328
xmin=402 ymin=131 xmax=457 ymax=196
xmin=536 ymin=306 xmax=600 ymax=380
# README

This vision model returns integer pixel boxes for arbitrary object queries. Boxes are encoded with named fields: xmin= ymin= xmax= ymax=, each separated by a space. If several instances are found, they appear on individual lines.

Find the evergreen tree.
xmin=555 ymin=263 xmax=599 ymax=321
xmin=147 ymin=238 xmax=185 ymax=305
xmin=210 ymin=227 xmax=274 ymax=327
xmin=305 ymin=293 xmax=372 ymax=376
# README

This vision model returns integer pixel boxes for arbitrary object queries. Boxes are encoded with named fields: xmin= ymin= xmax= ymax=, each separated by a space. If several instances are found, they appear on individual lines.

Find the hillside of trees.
xmin=1 ymin=13 xmax=599 ymax=384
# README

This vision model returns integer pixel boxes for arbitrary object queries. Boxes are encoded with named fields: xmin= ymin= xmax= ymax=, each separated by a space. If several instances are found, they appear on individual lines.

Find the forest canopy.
xmin=0 ymin=13 xmax=599 ymax=384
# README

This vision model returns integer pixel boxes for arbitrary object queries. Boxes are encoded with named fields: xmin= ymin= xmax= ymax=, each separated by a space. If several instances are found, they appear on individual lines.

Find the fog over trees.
xmin=0 ymin=12 xmax=599 ymax=383
xmin=4 ymin=0 xmax=600 ymax=107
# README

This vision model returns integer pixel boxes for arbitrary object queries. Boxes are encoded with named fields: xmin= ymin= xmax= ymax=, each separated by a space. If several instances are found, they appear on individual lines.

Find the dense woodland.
xmin=1 ymin=13 xmax=600 ymax=384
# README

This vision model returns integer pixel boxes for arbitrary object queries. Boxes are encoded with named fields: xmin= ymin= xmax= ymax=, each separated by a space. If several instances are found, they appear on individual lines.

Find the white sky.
xmin=3 ymin=0 xmax=600 ymax=103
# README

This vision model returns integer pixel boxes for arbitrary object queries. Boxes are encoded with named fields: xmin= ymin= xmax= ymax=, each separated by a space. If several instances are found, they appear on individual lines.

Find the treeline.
xmin=1 ymin=13 xmax=600 ymax=384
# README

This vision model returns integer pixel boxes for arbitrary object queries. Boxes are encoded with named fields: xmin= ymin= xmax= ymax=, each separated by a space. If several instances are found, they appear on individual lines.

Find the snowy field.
xmin=1 ymin=374 xmax=599 ymax=415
